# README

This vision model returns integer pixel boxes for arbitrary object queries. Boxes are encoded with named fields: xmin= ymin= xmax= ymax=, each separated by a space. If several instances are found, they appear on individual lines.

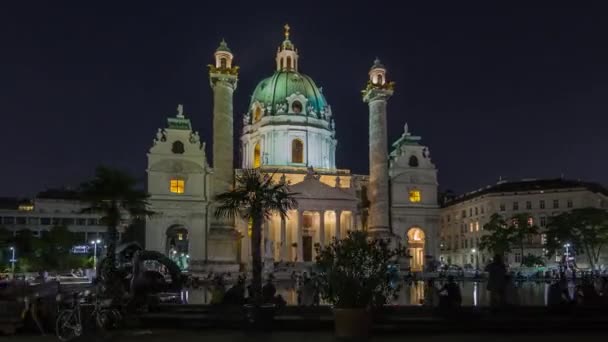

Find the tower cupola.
xmin=369 ymin=58 xmax=387 ymax=85
xmin=276 ymin=24 xmax=299 ymax=72
xmin=214 ymin=39 xmax=234 ymax=70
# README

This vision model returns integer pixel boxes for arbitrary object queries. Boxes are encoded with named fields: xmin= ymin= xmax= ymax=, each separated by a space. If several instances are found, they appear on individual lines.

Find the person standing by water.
xmin=424 ymin=279 xmax=440 ymax=307
xmin=485 ymin=254 xmax=507 ymax=308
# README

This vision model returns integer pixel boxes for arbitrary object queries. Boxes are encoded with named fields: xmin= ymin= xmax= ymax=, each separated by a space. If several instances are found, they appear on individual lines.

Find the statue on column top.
xmin=177 ymin=104 xmax=184 ymax=118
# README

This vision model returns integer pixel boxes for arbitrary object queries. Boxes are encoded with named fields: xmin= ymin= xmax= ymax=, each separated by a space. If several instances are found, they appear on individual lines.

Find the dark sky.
xmin=1 ymin=2 xmax=607 ymax=197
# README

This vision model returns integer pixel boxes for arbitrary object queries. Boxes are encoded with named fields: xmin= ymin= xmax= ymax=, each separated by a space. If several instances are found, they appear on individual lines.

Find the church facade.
xmin=144 ymin=27 xmax=440 ymax=273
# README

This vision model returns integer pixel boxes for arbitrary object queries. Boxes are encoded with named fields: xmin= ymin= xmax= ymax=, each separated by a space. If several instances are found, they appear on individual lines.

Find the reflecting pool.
xmin=180 ymin=280 xmax=573 ymax=306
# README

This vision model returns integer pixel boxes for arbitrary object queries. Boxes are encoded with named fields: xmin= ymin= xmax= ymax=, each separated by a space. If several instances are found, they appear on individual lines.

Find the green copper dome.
xmin=249 ymin=70 xmax=328 ymax=117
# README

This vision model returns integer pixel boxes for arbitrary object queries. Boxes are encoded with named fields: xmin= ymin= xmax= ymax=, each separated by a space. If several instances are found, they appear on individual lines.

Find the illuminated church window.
xmin=253 ymin=143 xmax=261 ymax=168
xmin=291 ymin=139 xmax=303 ymax=163
xmin=287 ymin=56 xmax=292 ymax=70
xmin=409 ymin=190 xmax=421 ymax=203
xmin=291 ymin=101 xmax=302 ymax=113
xmin=172 ymin=141 xmax=184 ymax=154
xmin=220 ymin=58 xmax=227 ymax=69
xmin=376 ymin=74 xmax=383 ymax=85
xmin=170 ymin=179 xmax=185 ymax=194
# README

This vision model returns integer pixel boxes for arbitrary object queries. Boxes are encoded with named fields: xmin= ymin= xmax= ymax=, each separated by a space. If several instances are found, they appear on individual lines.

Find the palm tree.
xmin=79 ymin=166 xmax=152 ymax=281
xmin=215 ymin=169 xmax=298 ymax=303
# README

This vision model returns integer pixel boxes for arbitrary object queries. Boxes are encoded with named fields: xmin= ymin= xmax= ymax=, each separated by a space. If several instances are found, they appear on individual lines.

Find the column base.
xmin=205 ymin=226 xmax=240 ymax=266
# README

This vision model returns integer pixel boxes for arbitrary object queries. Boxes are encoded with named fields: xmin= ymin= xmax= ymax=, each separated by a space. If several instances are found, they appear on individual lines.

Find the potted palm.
xmin=315 ymin=231 xmax=404 ymax=339
xmin=215 ymin=169 xmax=297 ymax=328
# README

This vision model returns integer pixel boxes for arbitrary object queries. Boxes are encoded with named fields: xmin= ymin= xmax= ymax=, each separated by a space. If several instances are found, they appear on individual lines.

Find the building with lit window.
xmin=143 ymin=26 xmax=441 ymax=272
xmin=439 ymin=178 xmax=608 ymax=268
xmin=0 ymin=190 xmax=107 ymax=247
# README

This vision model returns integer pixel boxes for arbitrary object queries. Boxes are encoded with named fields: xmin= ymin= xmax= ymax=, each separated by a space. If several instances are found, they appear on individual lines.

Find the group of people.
xmin=292 ymin=271 xmax=320 ymax=306
xmin=423 ymin=276 xmax=462 ymax=309
xmin=486 ymin=254 xmax=608 ymax=308
xmin=209 ymin=274 xmax=286 ymax=307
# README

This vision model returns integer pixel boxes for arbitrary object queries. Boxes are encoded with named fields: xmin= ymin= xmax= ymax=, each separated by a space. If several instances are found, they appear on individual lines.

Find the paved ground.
xmin=7 ymin=330 xmax=607 ymax=342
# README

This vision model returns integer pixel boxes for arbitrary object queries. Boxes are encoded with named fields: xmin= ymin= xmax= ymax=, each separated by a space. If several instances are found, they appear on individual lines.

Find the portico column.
xmin=319 ymin=210 xmax=325 ymax=247
xmin=297 ymin=210 xmax=304 ymax=262
xmin=335 ymin=210 xmax=342 ymax=240
xmin=280 ymin=217 xmax=287 ymax=261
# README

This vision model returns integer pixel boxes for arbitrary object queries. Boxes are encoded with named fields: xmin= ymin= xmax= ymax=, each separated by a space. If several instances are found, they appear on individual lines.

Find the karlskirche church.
xmin=144 ymin=26 xmax=440 ymax=273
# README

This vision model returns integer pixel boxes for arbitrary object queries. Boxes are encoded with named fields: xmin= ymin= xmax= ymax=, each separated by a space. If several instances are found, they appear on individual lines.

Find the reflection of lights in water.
xmin=182 ymin=280 xmax=551 ymax=306
xmin=473 ymin=282 xmax=478 ymax=306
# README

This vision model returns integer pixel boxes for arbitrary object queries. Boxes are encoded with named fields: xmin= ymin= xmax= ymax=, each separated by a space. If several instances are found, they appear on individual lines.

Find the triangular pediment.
xmin=289 ymin=175 xmax=356 ymax=201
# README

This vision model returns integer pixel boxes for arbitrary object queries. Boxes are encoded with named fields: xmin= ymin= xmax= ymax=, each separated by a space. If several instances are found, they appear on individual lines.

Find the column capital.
xmin=209 ymin=73 xmax=238 ymax=90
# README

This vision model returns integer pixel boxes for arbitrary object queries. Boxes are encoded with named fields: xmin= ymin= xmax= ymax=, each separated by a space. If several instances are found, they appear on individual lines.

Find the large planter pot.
xmin=243 ymin=303 xmax=276 ymax=331
xmin=334 ymin=308 xmax=371 ymax=339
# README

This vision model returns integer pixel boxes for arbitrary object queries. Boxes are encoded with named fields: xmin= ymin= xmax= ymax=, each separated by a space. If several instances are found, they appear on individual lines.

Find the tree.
xmin=214 ymin=169 xmax=298 ymax=303
xmin=0 ymin=226 xmax=11 ymax=248
xmin=545 ymin=207 xmax=608 ymax=270
xmin=479 ymin=214 xmax=513 ymax=256
xmin=510 ymin=213 xmax=540 ymax=266
xmin=79 ymin=166 xmax=152 ymax=297
xmin=479 ymin=213 xmax=541 ymax=266
xmin=37 ymin=225 xmax=79 ymax=271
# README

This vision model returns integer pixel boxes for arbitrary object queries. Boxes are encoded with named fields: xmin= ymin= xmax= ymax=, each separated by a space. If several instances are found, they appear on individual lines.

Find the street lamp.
xmin=564 ymin=243 xmax=571 ymax=269
xmin=471 ymin=248 xmax=478 ymax=270
xmin=90 ymin=239 xmax=102 ymax=272
xmin=9 ymin=246 xmax=16 ymax=277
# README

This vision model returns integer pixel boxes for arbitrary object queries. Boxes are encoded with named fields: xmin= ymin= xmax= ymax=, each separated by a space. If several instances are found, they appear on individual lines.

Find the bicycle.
xmin=55 ymin=292 xmax=122 ymax=341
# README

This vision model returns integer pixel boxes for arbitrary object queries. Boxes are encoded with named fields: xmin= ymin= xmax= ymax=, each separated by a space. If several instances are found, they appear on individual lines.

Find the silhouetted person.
xmin=300 ymin=278 xmax=316 ymax=306
xmin=262 ymin=276 xmax=276 ymax=303
xmin=577 ymin=277 xmax=600 ymax=306
xmin=223 ymin=278 xmax=246 ymax=305
xmin=485 ymin=254 xmax=507 ymax=307
xmin=424 ymin=279 xmax=440 ymax=307
xmin=439 ymin=276 xmax=461 ymax=309
xmin=548 ymin=276 xmax=572 ymax=308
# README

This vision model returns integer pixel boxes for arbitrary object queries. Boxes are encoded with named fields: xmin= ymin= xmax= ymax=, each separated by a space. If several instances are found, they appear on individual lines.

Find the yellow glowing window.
xmin=291 ymin=139 xmax=303 ymax=163
xmin=18 ymin=204 xmax=34 ymax=211
xmin=170 ymin=179 xmax=185 ymax=194
xmin=253 ymin=143 xmax=261 ymax=168
xmin=409 ymin=190 xmax=421 ymax=203
xmin=177 ymin=233 xmax=183 ymax=241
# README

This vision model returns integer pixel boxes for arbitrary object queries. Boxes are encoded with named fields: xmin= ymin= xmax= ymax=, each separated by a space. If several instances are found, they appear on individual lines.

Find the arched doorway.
xmin=407 ymin=227 xmax=425 ymax=272
xmin=166 ymin=225 xmax=189 ymax=271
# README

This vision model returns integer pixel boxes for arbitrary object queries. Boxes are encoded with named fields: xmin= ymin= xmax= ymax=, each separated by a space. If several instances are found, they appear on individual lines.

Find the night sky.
xmin=1 ymin=2 xmax=607 ymax=197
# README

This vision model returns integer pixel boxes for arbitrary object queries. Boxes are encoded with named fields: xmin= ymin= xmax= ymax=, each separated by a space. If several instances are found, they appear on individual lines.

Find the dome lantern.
xmin=276 ymin=24 xmax=299 ymax=72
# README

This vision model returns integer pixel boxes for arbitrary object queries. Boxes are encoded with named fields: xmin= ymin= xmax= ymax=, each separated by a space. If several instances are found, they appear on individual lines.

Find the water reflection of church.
xmin=143 ymin=26 xmax=440 ymax=273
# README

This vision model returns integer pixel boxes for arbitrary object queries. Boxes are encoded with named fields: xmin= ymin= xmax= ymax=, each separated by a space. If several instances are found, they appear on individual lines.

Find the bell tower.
xmin=362 ymin=58 xmax=395 ymax=238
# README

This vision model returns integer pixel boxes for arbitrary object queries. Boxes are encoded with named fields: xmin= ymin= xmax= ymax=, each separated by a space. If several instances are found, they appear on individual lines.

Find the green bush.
xmin=315 ymin=231 xmax=404 ymax=308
